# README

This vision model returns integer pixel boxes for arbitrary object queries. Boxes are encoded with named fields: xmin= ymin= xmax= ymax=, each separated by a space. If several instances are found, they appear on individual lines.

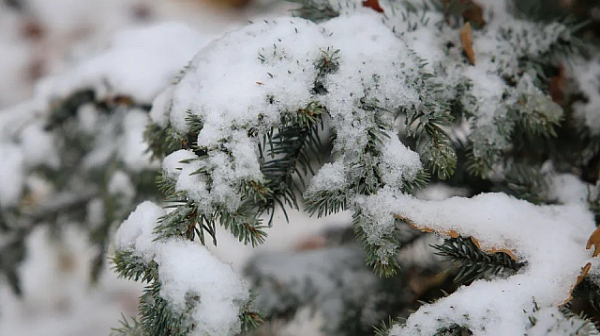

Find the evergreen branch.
xmin=216 ymin=201 xmax=267 ymax=247
xmin=258 ymin=102 xmax=325 ymax=225
xmin=144 ymin=112 xmax=204 ymax=160
xmin=572 ymin=278 xmax=600 ymax=311
xmin=110 ymin=315 xmax=143 ymax=336
xmin=239 ymin=294 xmax=265 ymax=333
xmin=139 ymin=282 xmax=192 ymax=336
xmin=45 ymin=89 xmax=96 ymax=130
xmin=354 ymin=211 xmax=401 ymax=278
xmin=112 ymin=250 xmax=157 ymax=283
xmin=402 ymin=76 xmax=457 ymax=180
xmin=374 ymin=316 xmax=403 ymax=336
xmin=496 ymin=163 xmax=547 ymax=204
xmin=433 ymin=237 xmax=523 ymax=284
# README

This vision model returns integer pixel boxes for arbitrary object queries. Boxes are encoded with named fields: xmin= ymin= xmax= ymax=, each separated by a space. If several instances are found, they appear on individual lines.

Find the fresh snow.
xmin=154 ymin=13 xmax=426 ymax=213
xmin=115 ymin=201 xmax=249 ymax=336
xmin=356 ymin=188 xmax=596 ymax=336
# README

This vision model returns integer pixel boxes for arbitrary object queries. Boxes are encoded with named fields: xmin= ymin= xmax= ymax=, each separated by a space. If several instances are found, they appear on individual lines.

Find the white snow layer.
xmin=153 ymin=13 xmax=425 ymax=210
xmin=571 ymin=57 xmax=600 ymax=135
xmin=115 ymin=202 xmax=249 ymax=336
xmin=355 ymin=188 xmax=596 ymax=336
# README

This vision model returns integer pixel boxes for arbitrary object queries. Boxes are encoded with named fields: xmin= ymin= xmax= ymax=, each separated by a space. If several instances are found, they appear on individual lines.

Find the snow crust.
xmin=115 ymin=202 xmax=249 ymax=336
xmin=356 ymin=188 xmax=596 ymax=336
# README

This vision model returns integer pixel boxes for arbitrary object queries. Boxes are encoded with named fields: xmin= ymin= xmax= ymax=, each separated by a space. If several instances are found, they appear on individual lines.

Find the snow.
xmin=163 ymin=149 xmax=198 ymax=180
xmin=163 ymin=18 xmax=324 ymax=134
xmin=118 ymin=109 xmax=158 ymax=171
xmin=154 ymin=13 xmax=426 ymax=216
xmin=356 ymin=188 xmax=596 ymax=336
xmin=547 ymin=173 xmax=590 ymax=205
xmin=2 ymin=1 xmax=599 ymax=335
xmin=378 ymin=131 xmax=422 ymax=189
xmin=156 ymin=241 xmax=249 ymax=336
xmin=115 ymin=201 xmax=250 ymax=336
xmin=305 ymin=161 xmax=346 ymax=196
xmin=108 ymin=170 xmax=135 ymax=202
xmin=19 ymin=123 xmax=60 ymax=169
xmin=37 ymin=22 xmax=215 ymax=104
xmin=571 ymin=57 xmax=600 ymax=135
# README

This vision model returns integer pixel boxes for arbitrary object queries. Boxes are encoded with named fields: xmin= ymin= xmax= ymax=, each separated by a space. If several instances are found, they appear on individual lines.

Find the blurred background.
xmin=1 ymin=1 xmax=600 ymax=336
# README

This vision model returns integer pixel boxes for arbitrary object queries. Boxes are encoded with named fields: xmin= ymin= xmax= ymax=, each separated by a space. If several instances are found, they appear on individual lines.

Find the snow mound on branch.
xmin=115 ymin=202 xmax=249 ymax=336
xmin=356 ymin=188 xmax=596 ymax=336
xmin=153 ymin=13 xmax=424 ymax=209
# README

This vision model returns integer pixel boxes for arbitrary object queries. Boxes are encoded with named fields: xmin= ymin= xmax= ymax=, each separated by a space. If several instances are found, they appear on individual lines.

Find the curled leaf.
xmin=586 ymin=226 xmax=600 ymax=257
xmin=460 ymin=21 xmax=475 ymax=65
xmin=362 ymin=0 xmax=384 ymax=13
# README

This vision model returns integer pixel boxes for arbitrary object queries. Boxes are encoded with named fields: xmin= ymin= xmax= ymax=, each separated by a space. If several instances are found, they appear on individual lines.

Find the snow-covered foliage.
xmin=115 ymin=202 xmax=250 ymax=336
xmin=0 ymin=21 xmax=218 ymax=319
xmin=3 ymin=0 xmax=600 ymax=335
xmin=362 ymin=189 xmax=596 ymax=335
xmin=133 ymin=0 xmax=600 ymax=335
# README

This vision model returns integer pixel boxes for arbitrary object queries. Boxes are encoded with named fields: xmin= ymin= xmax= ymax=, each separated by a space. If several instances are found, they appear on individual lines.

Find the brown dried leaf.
xmin=549 ymin=64 xmax=567 ymax=104
xmin=586 ymin=226 xmax=600 ymax=257
xmin=576 ymin=262 xmax=592 ymax=286
xmin=362 ymin=0 xmax=384 ymax=13
xmin=462 ymin=0 xmax=485 ymax=27
xmin=460 ymin=21 xmax=476 ymax=65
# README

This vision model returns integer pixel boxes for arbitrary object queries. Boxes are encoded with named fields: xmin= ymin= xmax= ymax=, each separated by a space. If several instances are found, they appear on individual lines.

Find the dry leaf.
xmin=461 ymin=0 xmax=485 ymax=27
xmin=586 ymin=226 xmax=600 ymax=257
xmin=362 ymin=0 xmax=384 ymax=13
xmin=295 ymin=235 xmax=328 ymax=251
xmin=549 ymin=64 xmax=567 ymax=104
xmin=576 ymin=262 xmax=592 ymax=286
xmin=460 ymin=21 xmax=475 ymax=65
xmin=470 ymin=237 xmax=519 ymax=261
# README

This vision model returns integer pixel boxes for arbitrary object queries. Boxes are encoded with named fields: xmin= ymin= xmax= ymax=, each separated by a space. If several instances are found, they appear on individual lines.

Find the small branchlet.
xmin=110 ymin=315 xmax=143 ymax=336
xmin=354 ymin=212 xmax=401 ymax=278
xmin=433 ymin=237 xmax=523 ymax=284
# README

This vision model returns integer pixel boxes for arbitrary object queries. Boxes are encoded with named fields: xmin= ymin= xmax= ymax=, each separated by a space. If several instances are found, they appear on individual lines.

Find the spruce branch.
xmin=139 ymin=282 xmax=193 ymax=336
xmin=402 ymin=72 xmax=457 ymax=180
xmin=112 ymin=250 xmax=157 ymax=283
xmin=110 ymin=315 xmax=143 ymax=336
xmin=354 ymin=211 xmax=401 ymax=278
xmin=433 ymin=237 xmax=523 ymax=284
xmin=258 ymin=102 xmax=325 ymax=225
